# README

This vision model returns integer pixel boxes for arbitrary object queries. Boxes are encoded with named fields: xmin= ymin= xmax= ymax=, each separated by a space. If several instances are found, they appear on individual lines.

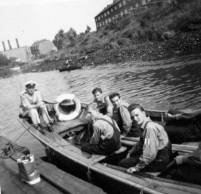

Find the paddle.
xmin=43 ymin=100 xmax=58 ymax=105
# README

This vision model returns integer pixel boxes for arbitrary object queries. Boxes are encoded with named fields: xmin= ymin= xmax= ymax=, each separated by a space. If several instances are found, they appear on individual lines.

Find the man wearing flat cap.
xmin=20 ymin=80 xmax=53 ymax=133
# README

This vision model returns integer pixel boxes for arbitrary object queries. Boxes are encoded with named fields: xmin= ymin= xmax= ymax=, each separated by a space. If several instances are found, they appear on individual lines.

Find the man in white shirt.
xmin=20 ymin=80 xmax=53 ymax=133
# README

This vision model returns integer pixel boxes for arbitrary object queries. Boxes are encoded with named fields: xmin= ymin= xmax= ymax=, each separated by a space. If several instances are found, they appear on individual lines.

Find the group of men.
xmin=20 ymin=82 xmax=197 ymax=175
xmin=81 ymin=87 xmax=172 ymax=173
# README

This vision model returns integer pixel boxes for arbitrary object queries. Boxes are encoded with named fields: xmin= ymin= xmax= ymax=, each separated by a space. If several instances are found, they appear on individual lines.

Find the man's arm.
xmin=126 ymin=142 xmax=140 ymax=158
xmin=90 ymin=124 xmax=101 ymax=144
xmin=132 ymin=125 xmax=158 ymax=171
xmin=120 ymin=106 xmax=132 ymax=135
xmin=20 ymin=94 xmax=37 ymax=109
xmin=35 ymin=91 xmax=45 ymax=107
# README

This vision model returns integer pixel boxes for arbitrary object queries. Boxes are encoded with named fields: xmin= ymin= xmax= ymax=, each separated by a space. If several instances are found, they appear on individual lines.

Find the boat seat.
xmin=90 ymin=155 xmax=107 ymax=164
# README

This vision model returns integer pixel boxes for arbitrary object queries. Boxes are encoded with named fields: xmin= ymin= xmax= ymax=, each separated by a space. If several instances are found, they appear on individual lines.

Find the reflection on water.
xmin=0 ymin=54 xmax=201 ymax=150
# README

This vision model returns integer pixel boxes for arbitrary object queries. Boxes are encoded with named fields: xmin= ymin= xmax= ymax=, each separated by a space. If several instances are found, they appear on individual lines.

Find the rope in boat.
xmin=0 ymin=119 xmax=31 ymax=159
xmin=0 ymin=143 xmax=14 ymax=159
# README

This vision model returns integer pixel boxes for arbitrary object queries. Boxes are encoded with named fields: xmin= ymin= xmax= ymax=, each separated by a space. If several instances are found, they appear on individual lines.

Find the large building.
xmin=1 ymin=39 xmax=32 ymax=62
xmin=3 ymin=47 xmax=32 ymax=62
xmin=95 ymin=0 xmax=174 ymax=30
xmin=30 ymin=39 xmax=57 ymax=57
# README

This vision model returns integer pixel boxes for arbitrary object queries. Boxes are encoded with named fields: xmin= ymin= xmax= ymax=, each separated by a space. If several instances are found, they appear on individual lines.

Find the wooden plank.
xmin=37 ymin=159 xmax=106 ymax=194
xmin=0 ymin=159 xmax=63 ymax=194
xmin=0 ymin=135 xmax=105 ymax=194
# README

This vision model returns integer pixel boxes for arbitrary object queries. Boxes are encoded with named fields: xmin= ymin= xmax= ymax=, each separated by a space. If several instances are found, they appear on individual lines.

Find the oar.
xmin=43 ymin=100 xmax=58 ymax=104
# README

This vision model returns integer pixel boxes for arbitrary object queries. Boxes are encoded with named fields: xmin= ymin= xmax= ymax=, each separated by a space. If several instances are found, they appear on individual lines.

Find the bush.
xmin=117 ymin=38 xmax=131 ymax=46
xmin=0 ymin=54 xmax=10 ymax=67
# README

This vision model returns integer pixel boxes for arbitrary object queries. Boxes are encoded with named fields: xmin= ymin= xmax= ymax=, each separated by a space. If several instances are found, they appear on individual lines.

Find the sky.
xmin=0 ymin=0 xmax=113 ymax=50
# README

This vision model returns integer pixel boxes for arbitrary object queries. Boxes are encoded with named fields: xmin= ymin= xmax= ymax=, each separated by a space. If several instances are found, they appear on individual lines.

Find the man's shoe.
xmin=47 ymin=125 xmax=54 ymax=132
xmin=35 ymin=124 xmax=46 ymax=134
xmin=39 ymin=128 xmax=46 ymax=134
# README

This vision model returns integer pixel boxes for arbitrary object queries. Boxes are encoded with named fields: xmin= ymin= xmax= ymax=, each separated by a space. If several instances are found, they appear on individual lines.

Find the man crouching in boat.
xmin=119 ymin=104 xmax=171 ymax=173
xmin=81 ymin=103 xmax=121 ymax=155
xmin=19 ymin=80 xmax=53 ymax=133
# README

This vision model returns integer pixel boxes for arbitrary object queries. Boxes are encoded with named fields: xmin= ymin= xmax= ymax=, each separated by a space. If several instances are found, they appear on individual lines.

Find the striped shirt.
xmin=135 ymin=118 xmax=169 ymax=170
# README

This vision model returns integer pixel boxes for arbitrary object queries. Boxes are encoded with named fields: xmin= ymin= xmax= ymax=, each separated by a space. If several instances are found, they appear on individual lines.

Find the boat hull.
xmin=59 ymin=65 xmax=82 ymax=72
xmin=20 ymin=113 xmax=201 ymax=194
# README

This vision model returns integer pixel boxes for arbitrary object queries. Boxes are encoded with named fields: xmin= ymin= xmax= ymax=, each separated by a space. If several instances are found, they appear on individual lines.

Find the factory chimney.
xmin=15 ymin=38 xmax=20 ymax=48
xmin=2 ymin=41 xmax=6 ymax=51
xmin=7 ymin=40 xmax=12 ymax=50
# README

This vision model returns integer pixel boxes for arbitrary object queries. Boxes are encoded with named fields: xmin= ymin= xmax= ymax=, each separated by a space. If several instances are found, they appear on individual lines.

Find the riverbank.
xmin=20 ymin=30 xmax=201 ymax=73
xmin=1 ymin=31 xmax=201 ymax=77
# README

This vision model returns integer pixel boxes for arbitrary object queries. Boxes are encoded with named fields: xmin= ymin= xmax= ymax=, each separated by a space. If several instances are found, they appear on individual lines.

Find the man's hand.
xmin=175 ymin=155 xmax=188 ymax=165
xmin=126 ymin=152 xmax=131 ymax=159
xmin=101 ymin=135 xmax=106 ymax=140
xmin=126 ymin=167 xmax=137 ymax=174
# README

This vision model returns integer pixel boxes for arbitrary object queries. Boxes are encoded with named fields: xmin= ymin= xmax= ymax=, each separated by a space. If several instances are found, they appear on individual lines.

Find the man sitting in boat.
xmin=19 ymin=80 xmax=53 ymax=133
xmin=92 ymin=87 xmax=113 ymax=116
xmin=109 ymin=92 xmax=132 ymax=136
xmin=81 ymin=103 xmax=121 ymax=155
xmin=65 ymin=59 xmax=71 ymax=68
xmin=119 ymin=104 xmax=171 ymax=173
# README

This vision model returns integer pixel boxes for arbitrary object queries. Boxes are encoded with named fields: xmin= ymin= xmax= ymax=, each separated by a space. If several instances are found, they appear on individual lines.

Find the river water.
xmin=0 ymin=54 xmax=201 ymax=155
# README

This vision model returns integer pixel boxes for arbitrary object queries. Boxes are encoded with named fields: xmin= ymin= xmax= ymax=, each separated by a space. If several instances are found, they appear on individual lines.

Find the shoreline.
xmin=23 ymin=31 xmax=201 ymax=73
xmin=1 ymin=32 xmax=201 ymax=77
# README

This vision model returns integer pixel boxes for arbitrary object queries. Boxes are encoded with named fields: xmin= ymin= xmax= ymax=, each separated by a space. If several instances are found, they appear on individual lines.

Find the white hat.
xmin=25 ymin=80 xmax=36 ymax=88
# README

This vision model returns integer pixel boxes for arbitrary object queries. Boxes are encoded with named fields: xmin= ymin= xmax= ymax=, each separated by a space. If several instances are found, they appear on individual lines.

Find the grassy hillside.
xmin=28 ymin=0 xmax=200 ymax=72
xmin=52 ymin=0 xmax=199 ymax=62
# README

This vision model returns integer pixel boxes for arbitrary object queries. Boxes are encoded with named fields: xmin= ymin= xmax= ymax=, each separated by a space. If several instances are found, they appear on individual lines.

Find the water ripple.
xmin=1 ymin=54 xmax=201 ymax=140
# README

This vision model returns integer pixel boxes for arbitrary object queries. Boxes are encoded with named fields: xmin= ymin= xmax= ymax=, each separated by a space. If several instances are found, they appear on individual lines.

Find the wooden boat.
xmin=59 ymin=64 xmax=82 ymax=72
xmin=19 ymin=95 xmax=201 ymax=194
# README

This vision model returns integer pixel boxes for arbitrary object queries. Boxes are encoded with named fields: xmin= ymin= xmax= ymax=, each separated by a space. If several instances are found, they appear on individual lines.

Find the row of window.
xmin=96 ymin=9 xmax=130 ymax=28
xmin=95 ymin=0 xmax=156 ymax=22
xmin=96 ymin=0 xmax=128 ymax=22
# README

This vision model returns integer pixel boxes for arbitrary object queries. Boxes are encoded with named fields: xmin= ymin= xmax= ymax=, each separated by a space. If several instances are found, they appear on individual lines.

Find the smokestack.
xmin=7 ymin=40 xmax=12 ymax=50
xmin=15 ymin=38 xmax=20 ymax=48
xmin=2 ymin=41 xmax=6 ymax=51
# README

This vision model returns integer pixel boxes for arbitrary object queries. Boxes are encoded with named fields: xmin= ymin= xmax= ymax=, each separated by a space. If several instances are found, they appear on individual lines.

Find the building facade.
xmin=2 ymin=47 xmax=32 ymax=62
xmin=30 ymin=39 xmax=57 ymax=57
xmin=95 ymin=0 xmax=174 ymax=30
xmin=1 ymin=38 xmax=32 ymax=62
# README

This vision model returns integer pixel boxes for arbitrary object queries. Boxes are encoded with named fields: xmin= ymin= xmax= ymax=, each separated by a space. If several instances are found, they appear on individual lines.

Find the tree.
xmin=85 ymin=25 xmax=91 ymax=34
xmin=53 ymin=29 xmax=65 ymax=49
xmin=0 ymin=54 xmax=10 ymax=67
xmin=65 ymin=28 xmax=77 ymax=46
